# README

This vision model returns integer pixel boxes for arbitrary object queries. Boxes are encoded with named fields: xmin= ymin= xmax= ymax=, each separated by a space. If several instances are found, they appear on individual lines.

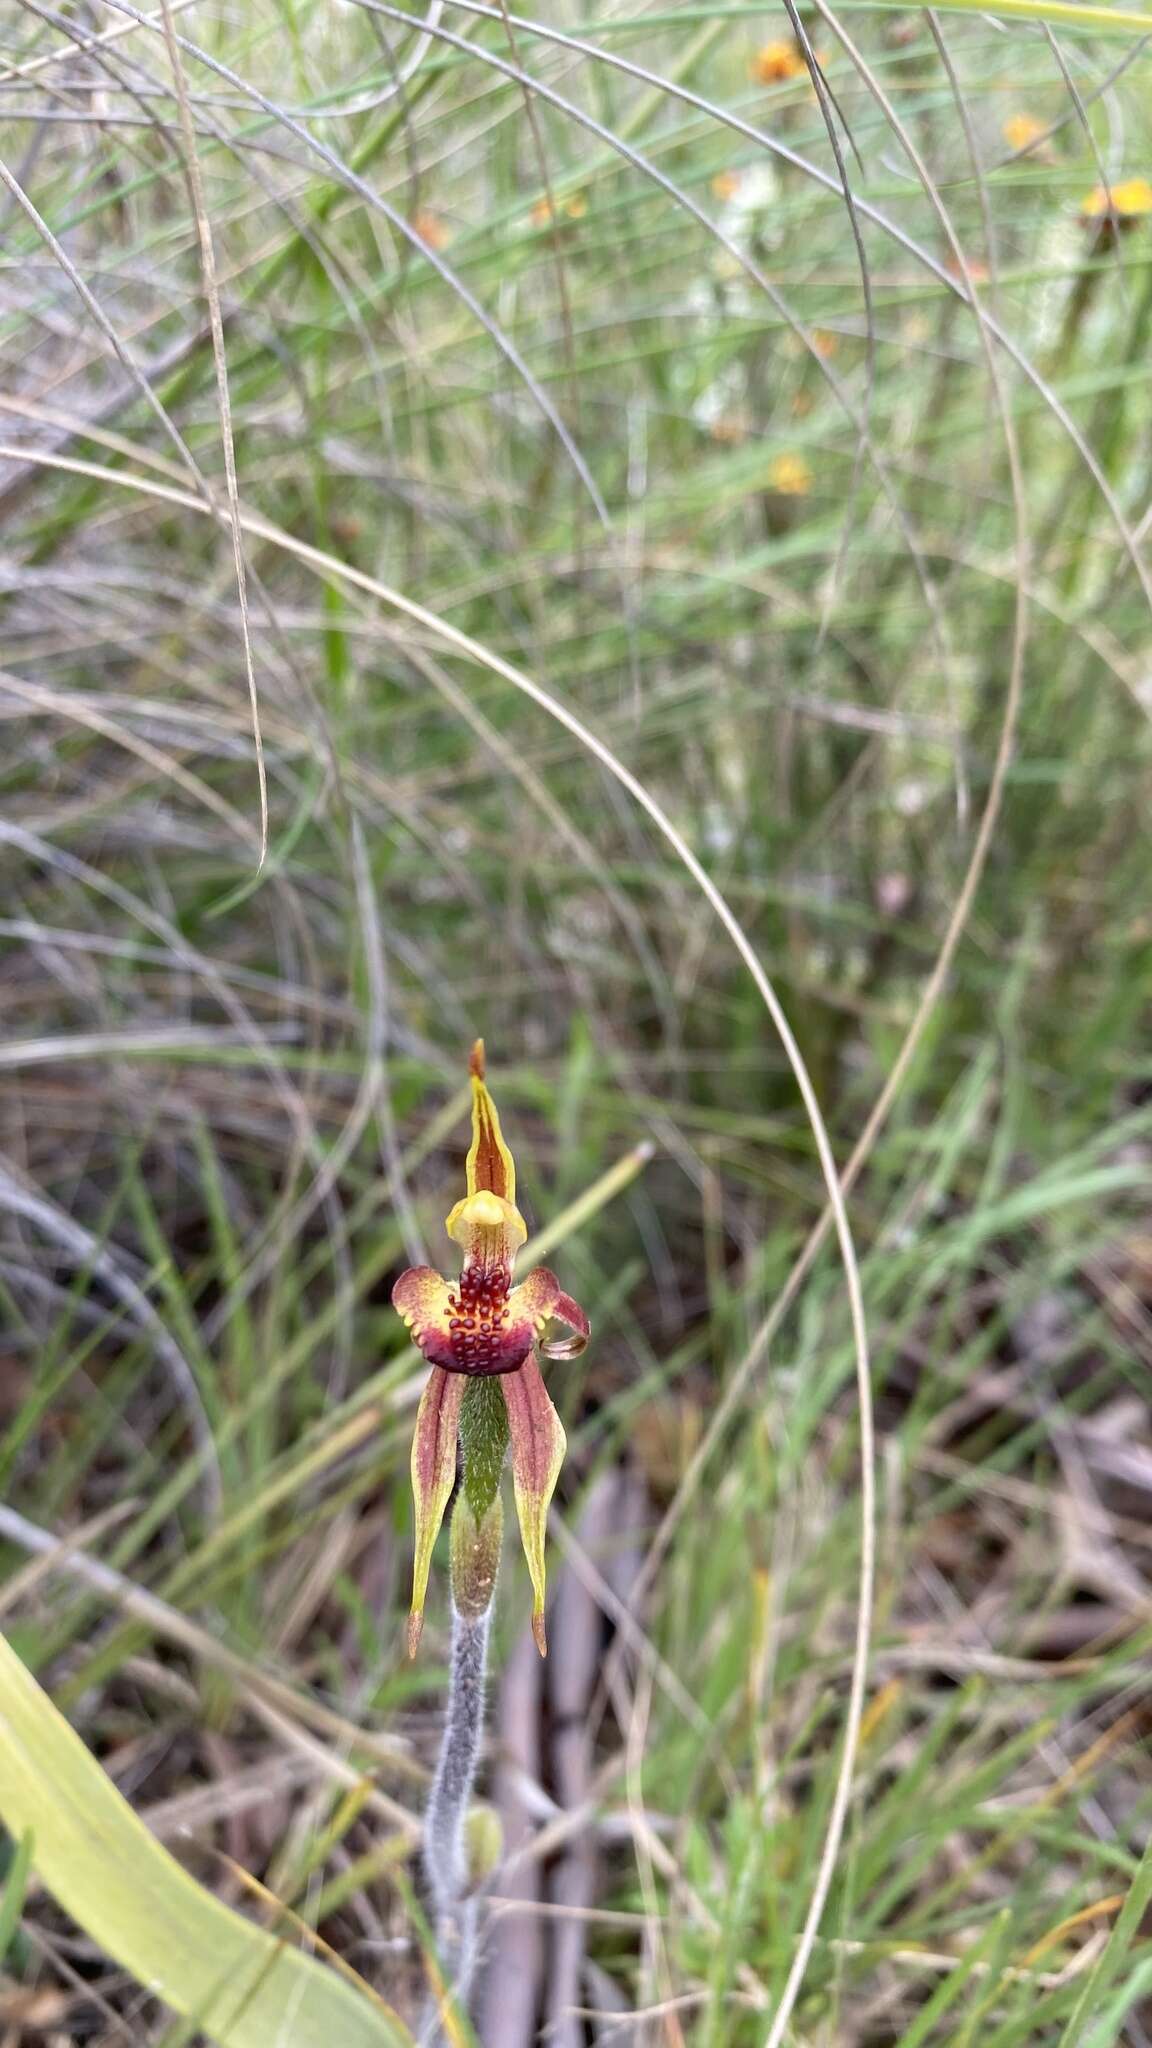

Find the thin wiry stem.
xmin=159 ymin=0 xmax=267 ymax=862
xmin=0 ymin=1162 xmax=221 ymax=1519
xmin=100 ymin=0 xmax=613 ymax=530
xmin=431 ymin=0 xmax=1152 ymax=613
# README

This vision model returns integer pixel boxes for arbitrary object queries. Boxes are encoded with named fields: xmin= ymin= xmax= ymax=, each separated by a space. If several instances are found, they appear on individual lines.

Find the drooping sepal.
xmin=408 ymin=1365 xmax=465 ymax=1656
xmin=502 ymin=1354 xmax=567 ymax=1656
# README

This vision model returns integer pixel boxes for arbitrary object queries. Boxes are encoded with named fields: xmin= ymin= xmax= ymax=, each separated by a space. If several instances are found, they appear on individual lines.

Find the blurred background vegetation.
xmin=2 ymin=0 xmax=1152 ymax=2040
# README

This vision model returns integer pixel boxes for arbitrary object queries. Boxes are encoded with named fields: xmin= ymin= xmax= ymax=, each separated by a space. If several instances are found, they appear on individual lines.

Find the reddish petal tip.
xmin=408 ymin=1611 xmax=424 ymax=1659
xmin=470 ymin=1038 xmax=486 ymax=1080
xmin=532 ymin=1611 xmax=548 ymax=1658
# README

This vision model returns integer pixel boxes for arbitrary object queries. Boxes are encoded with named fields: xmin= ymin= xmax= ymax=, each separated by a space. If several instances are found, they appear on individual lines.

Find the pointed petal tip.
xmin=532 ymin=1610 xmax=548 ymax=1657
xmin=407 ymin=1610 xmax=424 ymax=1659
xmin=469 ymin=1038 xmax=486 ymax=1080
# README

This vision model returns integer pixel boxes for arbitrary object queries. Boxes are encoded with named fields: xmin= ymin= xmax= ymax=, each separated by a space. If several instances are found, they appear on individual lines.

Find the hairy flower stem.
xmin=426 ymin=1604 xmax=490 ymax=1913
xmin=420 ymin=1602 xmax=490 ymax=2041
xmin=417 ymin=1383 xmax=509 ymax=2038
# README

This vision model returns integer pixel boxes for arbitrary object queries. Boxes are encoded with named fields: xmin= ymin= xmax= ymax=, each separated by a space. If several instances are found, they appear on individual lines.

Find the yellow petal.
xmin=1081 ymin=177 xmax=1152 ymax=220
xmin=1002 ymin=113 xmax=1046 ymax=152
xmin=445 ymin=1044 xmax=528 ymax=1254
xmin=767 ymin=452 xmax=812 ymax=497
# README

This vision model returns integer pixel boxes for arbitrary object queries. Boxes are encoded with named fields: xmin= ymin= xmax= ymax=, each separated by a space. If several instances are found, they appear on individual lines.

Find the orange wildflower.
xmin=753 ymin=39 xmax=807 ymax=84
xmin=944 ymin=252 xmax=990 ymax=284
xmin=530 ymin=192 xmax=587 ymax=226
xmin=711 ymin=170 xmax=742 ymax=202
xmin=412 ymin=210 xmax=450 ymax=251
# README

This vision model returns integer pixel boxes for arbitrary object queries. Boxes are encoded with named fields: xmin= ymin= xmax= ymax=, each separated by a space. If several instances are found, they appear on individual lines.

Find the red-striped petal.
xmin=502 ymin=1355 xmax=567 ymax=1656
xmin=408 ymin=1366 xmax=464 ymax=1655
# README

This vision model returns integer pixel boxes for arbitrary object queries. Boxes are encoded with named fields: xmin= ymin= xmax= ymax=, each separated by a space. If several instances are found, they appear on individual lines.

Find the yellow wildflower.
xmin=530 ymin=192 xmax=587 ymax=226
xmin=1080 ymin=177 xmax=1152 ymax=223
xmin=1003 ymin=113 xmax=1047 ymax=153
xmin=767 ymin=452 xmax=812 ymax=496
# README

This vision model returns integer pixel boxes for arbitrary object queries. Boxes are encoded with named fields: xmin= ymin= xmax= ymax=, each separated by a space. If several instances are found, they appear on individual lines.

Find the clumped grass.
xmin=1 ymin=0 xmax=1152 ymax=2041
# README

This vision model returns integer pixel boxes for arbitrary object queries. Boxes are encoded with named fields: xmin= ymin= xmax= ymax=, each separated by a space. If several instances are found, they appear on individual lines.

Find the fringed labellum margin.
xmin=393 ymin=1042 xmax=590 ymax=1655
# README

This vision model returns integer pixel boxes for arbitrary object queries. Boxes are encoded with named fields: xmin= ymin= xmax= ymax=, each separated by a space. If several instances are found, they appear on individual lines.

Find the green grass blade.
xmin=0 ymin=1631 xmax=411 ymax=2046
xmin=0 ymin=1828 xmax=33 ymax=1968
xmin=1056 ymin=1834 xmax=1152 ymax=2048
xmin=868 ymin=0 xmax=1152 ymax=31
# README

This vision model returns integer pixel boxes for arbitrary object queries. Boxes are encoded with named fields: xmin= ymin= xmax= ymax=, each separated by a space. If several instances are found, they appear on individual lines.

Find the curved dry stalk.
xmin=0 ymin=1163 xmax=221 ymax=1516
xmin=0 ymin=670 xmax=260 ymax=850
xmin=304 ymin=0 xmax=444 ymax=121
xmin=0 ymin=137 xmax=210 ymax=504
xmin=0 ymin=814 xmax=336 ymax=1347
xmin=0 ymin=0 xmax=198 ymax=86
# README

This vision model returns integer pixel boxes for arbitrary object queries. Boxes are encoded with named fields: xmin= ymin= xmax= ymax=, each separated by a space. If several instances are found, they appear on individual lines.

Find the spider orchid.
xmin=393 ymin=1043 xmax=589 ymax=1656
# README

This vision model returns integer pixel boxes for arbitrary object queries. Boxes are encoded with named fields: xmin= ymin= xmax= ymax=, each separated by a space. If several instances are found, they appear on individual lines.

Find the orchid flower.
xmin=393 ymin=1043 xmax=589 ymax=1657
